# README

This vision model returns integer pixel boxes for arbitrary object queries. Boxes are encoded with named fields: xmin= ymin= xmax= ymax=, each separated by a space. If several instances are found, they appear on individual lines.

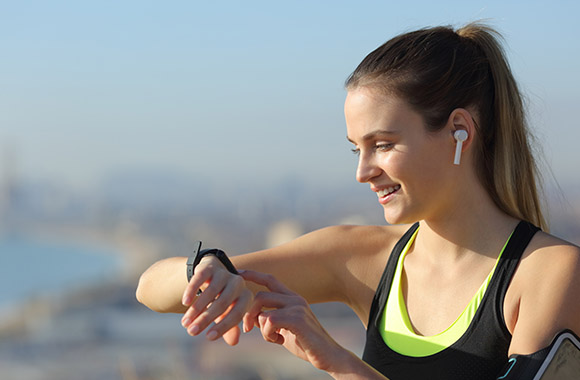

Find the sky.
xmin=1 ymin=1 xmax=579 ymax=197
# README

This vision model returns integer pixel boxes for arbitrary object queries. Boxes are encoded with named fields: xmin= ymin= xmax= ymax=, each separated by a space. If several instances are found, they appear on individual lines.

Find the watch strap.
xmin=186 ymin=241 xmax=238 ymax=282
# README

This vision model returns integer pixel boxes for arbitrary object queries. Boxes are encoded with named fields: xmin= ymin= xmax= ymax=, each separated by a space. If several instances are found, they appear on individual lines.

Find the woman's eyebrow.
xmin=347 ymin=129 xmax=400 ymax=144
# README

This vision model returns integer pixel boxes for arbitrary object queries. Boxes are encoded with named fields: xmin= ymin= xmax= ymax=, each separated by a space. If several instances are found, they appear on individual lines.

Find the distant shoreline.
xmin=0 ymin=225 xmax=162 ymax=337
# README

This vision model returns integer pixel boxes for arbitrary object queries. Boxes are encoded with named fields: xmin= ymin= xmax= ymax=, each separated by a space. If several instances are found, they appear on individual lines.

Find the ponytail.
xmin=456 ymin=23 xmax=547 ymax=231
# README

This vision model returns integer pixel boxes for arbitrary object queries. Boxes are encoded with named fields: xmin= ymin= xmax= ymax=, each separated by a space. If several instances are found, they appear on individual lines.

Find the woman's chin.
xmin=382 ymin=209 xmax=416 ymax=226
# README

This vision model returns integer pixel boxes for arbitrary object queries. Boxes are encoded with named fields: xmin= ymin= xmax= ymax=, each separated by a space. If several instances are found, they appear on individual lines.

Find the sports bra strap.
xmin=367 ymin=223 xmax=419 ymax=328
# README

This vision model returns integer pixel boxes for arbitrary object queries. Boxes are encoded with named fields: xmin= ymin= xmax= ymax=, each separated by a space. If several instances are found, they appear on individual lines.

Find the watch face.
xmin=187 ymin=241 xmax=203 ymax=281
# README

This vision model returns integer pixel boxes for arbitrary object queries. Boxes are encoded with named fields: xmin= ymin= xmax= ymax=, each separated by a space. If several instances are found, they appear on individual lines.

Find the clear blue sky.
xmin=1 ymin=0 xmax=579 ymax=195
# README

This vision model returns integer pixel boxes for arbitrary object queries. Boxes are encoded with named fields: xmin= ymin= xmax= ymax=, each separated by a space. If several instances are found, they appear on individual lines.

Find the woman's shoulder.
xmin=509 ymin=230 xmax=580 ymax=353
xmin=522 ymin=230 xmax=580 ymax=268
xmin=516 ymin=230 xmax=580 ymax=289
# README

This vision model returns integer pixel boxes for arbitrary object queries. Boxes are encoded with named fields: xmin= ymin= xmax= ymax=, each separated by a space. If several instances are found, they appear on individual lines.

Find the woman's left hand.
xmin=240 ymin=270 xmax=352 ymax=372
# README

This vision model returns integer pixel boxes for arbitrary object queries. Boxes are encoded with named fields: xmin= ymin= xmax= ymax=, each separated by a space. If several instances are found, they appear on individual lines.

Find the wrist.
xmin=200 ymin=248 xmax=239 ymax=275
xmin=186 ymin=241 xmax=238 ymax=282
xmin=199 ymin=254 xmax=229 ymax=271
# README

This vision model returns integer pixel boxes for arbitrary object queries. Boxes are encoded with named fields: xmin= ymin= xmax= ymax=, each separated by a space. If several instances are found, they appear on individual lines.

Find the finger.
xmin=182 ymin=266 xmax=236 ymax=330
xmin=243 ymin=310 xmax=255 ymax=333
xmin=181 ymin=280 xmax=226 ymax=331
xmin=181 ymin=293 xmax=223 ymax=334
xmin=189 ymin=277 xmax=248 ymax=337
xmin=182 ymin=268 xmax=212 ymax=306
xmin=221 ymin=325 xmax=241 ymax=346
xmin=244 ymin=291 xmax=305 ymax=332
xmin=239 ymin=270 xmax=295 ymax=295
xmin=183 ymin=256 xmax=231 ymax=306
xmin=258 ymin=312 xmax=284 ymax=344
xmin=205 ymin=289 xmax=253 ymax=340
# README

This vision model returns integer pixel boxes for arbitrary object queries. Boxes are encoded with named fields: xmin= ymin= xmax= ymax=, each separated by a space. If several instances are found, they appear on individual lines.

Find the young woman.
xmin=136 ymin=23 xmax=580 ymax=379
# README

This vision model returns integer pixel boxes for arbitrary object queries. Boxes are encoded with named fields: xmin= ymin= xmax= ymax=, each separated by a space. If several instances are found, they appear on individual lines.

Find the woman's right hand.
xmin=180 ymin=255 xmax=253 ymax=345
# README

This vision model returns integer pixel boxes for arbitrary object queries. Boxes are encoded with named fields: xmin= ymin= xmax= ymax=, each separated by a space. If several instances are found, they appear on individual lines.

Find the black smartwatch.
xmin=186 ymin=241 xmax=238 ymax=282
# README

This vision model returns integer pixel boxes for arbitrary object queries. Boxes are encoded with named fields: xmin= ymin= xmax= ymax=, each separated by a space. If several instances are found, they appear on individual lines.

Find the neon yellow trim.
xmin=379 ymin=227 xmax=513 ymax=357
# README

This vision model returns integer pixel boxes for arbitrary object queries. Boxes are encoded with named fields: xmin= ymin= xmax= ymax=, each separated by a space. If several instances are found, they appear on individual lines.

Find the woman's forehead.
xmin=345 ymin=89 xmax=422 ymax=137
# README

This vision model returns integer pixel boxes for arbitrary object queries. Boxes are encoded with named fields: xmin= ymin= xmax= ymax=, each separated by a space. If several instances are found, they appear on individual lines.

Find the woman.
xmin=136 ymin=23 xmax=580 ymax=379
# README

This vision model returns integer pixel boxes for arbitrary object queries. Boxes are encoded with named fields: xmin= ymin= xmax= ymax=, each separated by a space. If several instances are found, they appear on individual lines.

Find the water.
xmin=0 ymin=236 xmax=123 ymax=308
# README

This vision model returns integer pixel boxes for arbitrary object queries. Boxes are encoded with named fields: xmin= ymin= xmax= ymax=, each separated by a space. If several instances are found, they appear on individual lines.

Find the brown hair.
xmin=345 ymin=22 xmax=547 ymax=230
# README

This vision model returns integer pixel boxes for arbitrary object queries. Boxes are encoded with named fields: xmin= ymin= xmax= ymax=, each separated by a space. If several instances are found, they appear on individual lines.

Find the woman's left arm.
xmin=241 ymin=270 xmax=389 ymax=380
xmin=508 ymin=238 xmax=580 ymax=355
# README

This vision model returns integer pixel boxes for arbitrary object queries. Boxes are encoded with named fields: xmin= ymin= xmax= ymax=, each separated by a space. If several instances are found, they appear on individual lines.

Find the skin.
xmin=136 ymin=87 xmax=580 ymax=378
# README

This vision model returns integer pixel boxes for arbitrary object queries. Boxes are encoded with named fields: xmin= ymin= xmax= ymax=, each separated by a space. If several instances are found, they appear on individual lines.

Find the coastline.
xmin=0 ymin=224 xmax=162 ymax=338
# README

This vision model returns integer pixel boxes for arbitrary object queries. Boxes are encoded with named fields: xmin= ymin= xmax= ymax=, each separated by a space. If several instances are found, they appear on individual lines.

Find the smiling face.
xmin=345 ymin=87 xmax=458 ymax=225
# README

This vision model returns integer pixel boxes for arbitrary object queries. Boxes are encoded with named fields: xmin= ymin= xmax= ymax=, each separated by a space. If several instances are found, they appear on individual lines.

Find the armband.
xmin=186 ymin=241 xmax=238 ymax=283
xmin=496 ymin=329 xmax=580 ymax=380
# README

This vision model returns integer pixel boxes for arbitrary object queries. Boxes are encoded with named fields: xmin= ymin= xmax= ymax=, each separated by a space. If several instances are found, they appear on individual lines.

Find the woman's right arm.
xmin=136 ymin=224 xmax=401 ymax=341
xmin=136 ymin=225 xmax=365 ymax=313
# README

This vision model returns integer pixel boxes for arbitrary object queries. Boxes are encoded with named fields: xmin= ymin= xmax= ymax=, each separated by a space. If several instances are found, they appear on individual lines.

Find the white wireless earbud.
xmin=453 ymin=130 xmax=468 ymax=165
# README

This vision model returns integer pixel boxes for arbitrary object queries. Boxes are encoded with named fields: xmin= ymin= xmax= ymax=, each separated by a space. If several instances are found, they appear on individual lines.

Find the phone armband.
xmin=497 ymin=329 xmax=580 ymax=380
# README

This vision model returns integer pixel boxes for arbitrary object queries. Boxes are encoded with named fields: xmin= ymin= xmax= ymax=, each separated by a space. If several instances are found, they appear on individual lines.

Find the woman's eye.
xmin=350 ymin=143 xmax=392 ymax=156
xmin=375 ymin=143 xmax=393 ymax=151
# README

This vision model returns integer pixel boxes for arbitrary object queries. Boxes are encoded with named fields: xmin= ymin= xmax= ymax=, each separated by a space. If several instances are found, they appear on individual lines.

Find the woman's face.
xmin=345 ymin=87 xmax=457 ymax=224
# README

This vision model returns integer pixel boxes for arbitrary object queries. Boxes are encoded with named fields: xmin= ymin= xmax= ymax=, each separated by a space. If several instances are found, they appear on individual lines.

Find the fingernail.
xmin=237 ymin=269 xmax=246 ymax=274
xmin=188 ymin=325 xmax=200 ymax=336
xmin=207 ymin=330 xmax=218 ymax=340
xmin=182 ymin=295 xmax=191 ymax=306
xmin=181 ymin=317 xmax=191 ymax=327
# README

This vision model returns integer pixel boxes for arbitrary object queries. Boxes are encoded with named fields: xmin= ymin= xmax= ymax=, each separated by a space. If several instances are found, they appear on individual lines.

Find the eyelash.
xmin=351 ymin=143 xmax=393 ymax=156
xmin=376 ymin=143 xmax=393 ymax=151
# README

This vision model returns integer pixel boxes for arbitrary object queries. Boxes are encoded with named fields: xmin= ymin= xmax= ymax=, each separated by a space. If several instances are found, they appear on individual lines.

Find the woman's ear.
xmin=447 ymin=108 xmax=477 ymax=165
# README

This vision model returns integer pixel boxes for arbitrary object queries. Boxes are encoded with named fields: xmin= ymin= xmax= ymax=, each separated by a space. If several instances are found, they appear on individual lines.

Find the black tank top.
xmin=362 ymin=221 xmax=540 ymax=380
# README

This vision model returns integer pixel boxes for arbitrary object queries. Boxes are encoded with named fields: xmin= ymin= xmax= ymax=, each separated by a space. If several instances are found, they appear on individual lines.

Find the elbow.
xmin=135 ymin=257 xmax=187 ymax=314
xmin=135 ymin=273 xmax=150 ymax=308
xmin=135 ymin=265 xmax=183 ymax=314
xmin=135 ymin=271 xmax=162 ymax=312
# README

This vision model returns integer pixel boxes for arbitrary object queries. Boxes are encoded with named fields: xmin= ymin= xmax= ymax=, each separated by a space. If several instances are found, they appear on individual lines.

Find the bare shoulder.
xmin=509 ymin=231 xmax=580 ymax=354
xmin=519 ymin=231 xmax=580 ymax=280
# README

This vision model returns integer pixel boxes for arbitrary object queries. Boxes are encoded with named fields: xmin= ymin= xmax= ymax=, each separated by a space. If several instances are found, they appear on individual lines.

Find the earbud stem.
xmin=454 ymin=141 xmax=463 ymax=165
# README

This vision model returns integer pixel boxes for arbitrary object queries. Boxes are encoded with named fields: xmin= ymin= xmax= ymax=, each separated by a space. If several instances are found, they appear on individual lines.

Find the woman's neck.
xmin=415 ymin=181 xmax=519 ymax=263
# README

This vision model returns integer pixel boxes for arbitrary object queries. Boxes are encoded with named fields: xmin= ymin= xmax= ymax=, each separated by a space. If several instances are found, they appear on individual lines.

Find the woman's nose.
xmin=356 ymin=153 xmax=381 ymax=183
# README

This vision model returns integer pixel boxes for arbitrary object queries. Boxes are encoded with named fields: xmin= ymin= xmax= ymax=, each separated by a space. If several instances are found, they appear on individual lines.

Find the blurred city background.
xmin=1 ymin=1 xmax=579 ymax=379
